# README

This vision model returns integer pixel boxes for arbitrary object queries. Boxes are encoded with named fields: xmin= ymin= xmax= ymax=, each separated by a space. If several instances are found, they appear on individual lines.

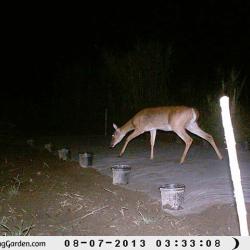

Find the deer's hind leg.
xmin=187 ymin=122 xmax=223 ymax=160
xmin=173 ymin=128 xmax=193 ymax=164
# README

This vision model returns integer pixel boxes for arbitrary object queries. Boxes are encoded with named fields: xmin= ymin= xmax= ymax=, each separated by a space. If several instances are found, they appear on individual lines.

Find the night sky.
xmin=2 ymin=1 xmax=250 ymax=135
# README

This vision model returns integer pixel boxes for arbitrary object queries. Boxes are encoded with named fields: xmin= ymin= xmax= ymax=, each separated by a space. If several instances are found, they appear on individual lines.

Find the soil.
xmin=0 ymin=135 xmax=249 ymax=236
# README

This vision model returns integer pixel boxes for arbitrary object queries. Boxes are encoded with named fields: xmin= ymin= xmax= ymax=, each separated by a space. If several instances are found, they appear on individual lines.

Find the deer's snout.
xmin=109 ymin=140 xmax=115 ymax=148
xmin=110 ymin=134 xmax=122 ymax=148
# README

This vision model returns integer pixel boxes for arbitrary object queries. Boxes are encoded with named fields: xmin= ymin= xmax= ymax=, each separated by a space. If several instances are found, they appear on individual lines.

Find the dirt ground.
xmin=0 ymin=135 xmax=249 ymax=236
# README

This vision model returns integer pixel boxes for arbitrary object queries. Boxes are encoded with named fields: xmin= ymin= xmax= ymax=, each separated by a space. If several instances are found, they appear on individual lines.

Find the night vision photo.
xmin=1 ymin=1 xmax=250 ymax=236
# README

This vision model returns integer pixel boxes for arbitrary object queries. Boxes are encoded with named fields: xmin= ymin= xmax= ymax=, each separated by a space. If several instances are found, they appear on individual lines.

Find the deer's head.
xmin=110 ymin=123 xmax=124 ymax=148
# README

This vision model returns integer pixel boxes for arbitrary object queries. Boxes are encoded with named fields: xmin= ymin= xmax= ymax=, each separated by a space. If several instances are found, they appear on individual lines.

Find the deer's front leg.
xmin=119 ymin=130 xmax=143 ymax=157
xmin=150 ymin=129 xmax=156 ymax=159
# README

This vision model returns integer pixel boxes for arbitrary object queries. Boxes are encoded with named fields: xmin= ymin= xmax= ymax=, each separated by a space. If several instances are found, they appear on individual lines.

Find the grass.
xmin=0 ymin=219 xmax=34 ymax=236
xmin=7 ymin=185 xmax=19 ymax=197
xmin=7 ymin=175 xmax=22 ymax=198
xmin=132 ymin=211 xmax=157 ymax=226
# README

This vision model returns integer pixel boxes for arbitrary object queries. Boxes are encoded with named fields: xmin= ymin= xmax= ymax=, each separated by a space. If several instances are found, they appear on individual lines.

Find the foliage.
xmin=0 ymin=220 xmax=34 ymax=236
xmin=220 ymin=68 xmax=246 ymax=118
xmin=103 ymin=41 xmax=173 ymax=122
xmin=7 ymin=175 xmax=22 ymax=198
xmin=203 ymin=68 xmax=249 ymax=142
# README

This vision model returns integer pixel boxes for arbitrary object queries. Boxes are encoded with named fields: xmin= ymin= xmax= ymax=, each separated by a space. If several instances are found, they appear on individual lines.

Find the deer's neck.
xmin=120 ymin=119 xmax=134 ymax=134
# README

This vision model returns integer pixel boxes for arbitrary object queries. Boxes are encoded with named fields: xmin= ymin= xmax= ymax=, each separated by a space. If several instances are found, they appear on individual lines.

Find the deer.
xmin=110 ymin=106 xmax=223 ymax=164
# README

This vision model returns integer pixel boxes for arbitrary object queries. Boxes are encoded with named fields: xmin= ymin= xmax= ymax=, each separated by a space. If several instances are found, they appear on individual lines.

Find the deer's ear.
xmin=113 ymin=123 xmax=118 ymax=130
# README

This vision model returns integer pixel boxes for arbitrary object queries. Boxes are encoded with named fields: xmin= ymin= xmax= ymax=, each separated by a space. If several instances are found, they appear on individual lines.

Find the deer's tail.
xmin=191 ymin=108 xmax=199 ymax=123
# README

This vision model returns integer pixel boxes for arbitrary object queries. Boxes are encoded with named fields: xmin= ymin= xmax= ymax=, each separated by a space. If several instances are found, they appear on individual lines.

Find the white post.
xmin=220 ymin=96 xmax=249 ymax=236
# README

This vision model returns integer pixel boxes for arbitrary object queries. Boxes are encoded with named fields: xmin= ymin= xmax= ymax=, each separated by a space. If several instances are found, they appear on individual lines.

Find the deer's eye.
xmin=112 ymin=135 xmax=115 ymax=138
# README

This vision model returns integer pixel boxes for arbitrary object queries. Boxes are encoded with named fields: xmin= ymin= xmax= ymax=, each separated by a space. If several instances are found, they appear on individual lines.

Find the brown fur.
xmin=111 ymin=106 xmax=222 ymax=163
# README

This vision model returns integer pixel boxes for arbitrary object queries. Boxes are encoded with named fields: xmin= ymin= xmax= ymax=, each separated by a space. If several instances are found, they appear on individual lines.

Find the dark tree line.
xmin=1 ymin=40 xmax=249 ymax=139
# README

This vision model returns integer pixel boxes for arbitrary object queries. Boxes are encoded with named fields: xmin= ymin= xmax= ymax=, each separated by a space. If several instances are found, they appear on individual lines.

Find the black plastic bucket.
xmin=111 ymin=165 xmax=131 ymax=185
xmin=58 ymin=148 xmax=70 ymax=161
xmin=79 ymin=152 xmax=93 ymax=167
xmin=159 ymin=184 xmax=185 ymax=211
xmin=44 ymin=143 xmax=53 ymax=152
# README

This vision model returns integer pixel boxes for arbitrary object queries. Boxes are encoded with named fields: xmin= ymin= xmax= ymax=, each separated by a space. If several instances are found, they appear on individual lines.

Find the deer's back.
xmin=131 ymin=106 xmax=198 ymax=131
